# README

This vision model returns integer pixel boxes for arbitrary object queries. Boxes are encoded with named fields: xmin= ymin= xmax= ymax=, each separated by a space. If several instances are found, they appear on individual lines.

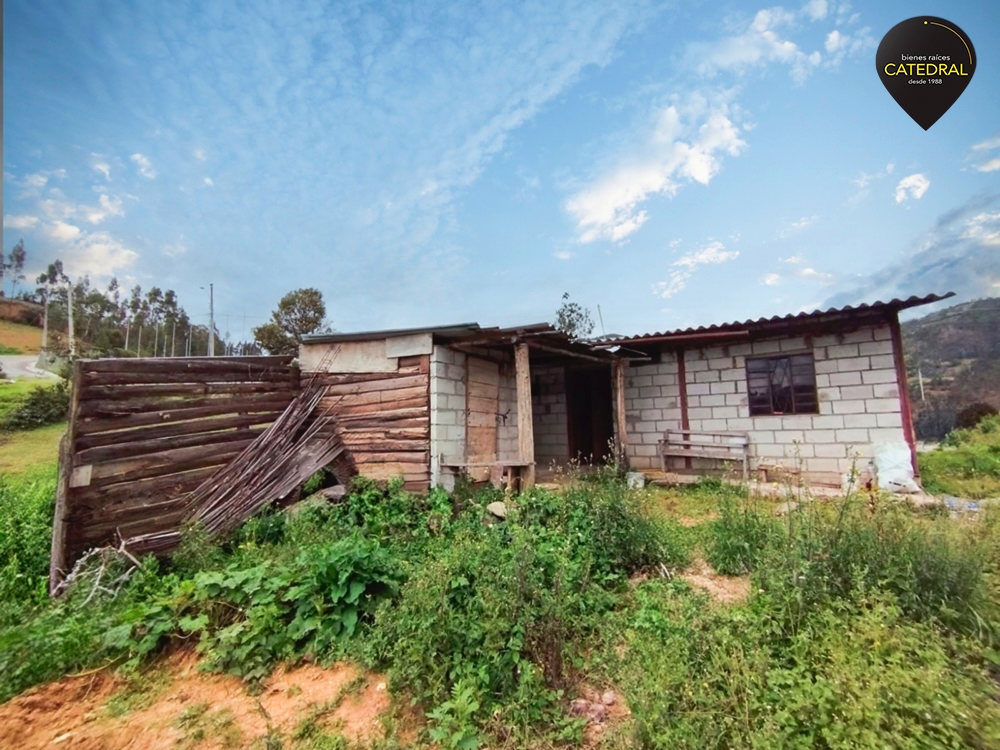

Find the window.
xmin=746 ymin=352 xmax=818 ymax=416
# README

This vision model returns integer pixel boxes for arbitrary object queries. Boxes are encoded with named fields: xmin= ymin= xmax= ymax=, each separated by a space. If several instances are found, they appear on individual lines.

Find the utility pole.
xmin=41 ymin=286 xmax=49 ymax=353
xmin=171 ymin=320 xmax=177 ymax=357
xmin=918 ymin=367 xmax=926 ymax=403
xmin=67 ymin=280 xmax=76 ymax=357
xmin=208 ymin=283 xmax=215 ymax=357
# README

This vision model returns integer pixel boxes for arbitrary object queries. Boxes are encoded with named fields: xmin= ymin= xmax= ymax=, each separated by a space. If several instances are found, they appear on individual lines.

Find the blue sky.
xmin=4 ymin=0 xmax=999 ymax=339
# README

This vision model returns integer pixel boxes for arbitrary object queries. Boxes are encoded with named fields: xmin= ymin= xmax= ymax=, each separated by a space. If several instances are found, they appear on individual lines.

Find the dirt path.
xmin=0 ymin=652 xmax=391 ymax=749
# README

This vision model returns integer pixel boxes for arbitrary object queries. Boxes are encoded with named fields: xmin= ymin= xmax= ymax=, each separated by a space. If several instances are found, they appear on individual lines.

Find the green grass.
xmin=920 ymin=415 xmax=1000 ymax=498
xmin=1 ymin=469 xmax=999 ymax=746
xmin=0 ymin=424 xmax=64 ymax=475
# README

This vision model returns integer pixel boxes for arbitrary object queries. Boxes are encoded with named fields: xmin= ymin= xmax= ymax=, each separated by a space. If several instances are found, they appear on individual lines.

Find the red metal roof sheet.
xmin=592 ymin=292 xmax=955 ymax=346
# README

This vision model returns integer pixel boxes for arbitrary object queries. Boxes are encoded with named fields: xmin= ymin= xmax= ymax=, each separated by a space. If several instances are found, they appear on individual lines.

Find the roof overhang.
xmin=592 ymin=293 xmax=955 ymax=349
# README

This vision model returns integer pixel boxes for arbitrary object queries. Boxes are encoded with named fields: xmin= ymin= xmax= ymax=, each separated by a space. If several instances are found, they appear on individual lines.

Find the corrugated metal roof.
xmin=591 ymin=292 xmax=956 ymax=346
xmin=302 ymin=322 xmax=482 ymax=344
xmin=302 ymin=321 xmax=556 ymax=345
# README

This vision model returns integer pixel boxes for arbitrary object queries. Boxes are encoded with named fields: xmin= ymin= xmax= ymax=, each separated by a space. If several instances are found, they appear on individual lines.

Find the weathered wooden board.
xmin=54 ymin=357 xmax=302 ymax=584
xmin=467 ymin=357 xmax=499 ymax=461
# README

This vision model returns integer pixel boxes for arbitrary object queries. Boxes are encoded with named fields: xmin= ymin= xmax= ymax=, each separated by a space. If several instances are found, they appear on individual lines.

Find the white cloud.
xmin=653 ymin=240 xmax=739 ymax=298
xmin=83 ymin=195 xmax=125 ymax=224
xmin=39 ymin=193 xmax=124 ymax=225
xmin=803 ymin=0 xmax=828 ymax=21
xmin=690 ymin=8 xmax=821 ymax=83
xmin=970 ymin=136 xmax=1000 ymax=152
xmin=780 ymin=254 xmax=804 ymax=264
xmin=798 ymin=267 xmax=835 ymax=284
xmin=674 ymin=240 xmax=739 ymax=268
xmin=779 ymin=215 xmax=817 ymax=237
xmin=566 ymin=97 xmax=746 ymax=243
xmin=824 ymin=29 xmax=844 ymax=52
xmin=164 ymin=236 xmax=188 ymax=257
xmin=194 ymin=148 xmax=207 ymax=161
xmin=850 ymin=162 xmax=895 ymax=202
xmin=90 ymin=154 xmax=111 ymax=181
xmin=46 ymin=221 xmax=83 ymax=243
xmin=24 ymin=173 xmax=48 ymax=190
xmin=968 ymin=136 xmax=1000 ymax=172
xmin=204 ymin=177 xmax=214 ymax=186
xmin=554 ymin=249 xmax=574 ymax=261
xmin=961 ymin=211 xmax=1000 ymax=247
xmin=3 ymin=215 xmax=40 ymax=230
xmin=762 ymin=273 xmax=782 ymax=285
xmin=130 ymin=153 xmax=157 ymax=179
xmin=895 ymin=173 xmax=930 ymax=203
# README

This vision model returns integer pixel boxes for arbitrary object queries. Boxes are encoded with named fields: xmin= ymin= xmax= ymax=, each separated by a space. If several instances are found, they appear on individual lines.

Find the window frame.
xmin=744 ymin=350 xmax=819 ymax=417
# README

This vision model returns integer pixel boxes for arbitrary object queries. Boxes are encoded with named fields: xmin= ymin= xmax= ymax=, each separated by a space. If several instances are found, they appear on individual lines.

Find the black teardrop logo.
xmin=876 ymin=17 xmax=976 ymax=130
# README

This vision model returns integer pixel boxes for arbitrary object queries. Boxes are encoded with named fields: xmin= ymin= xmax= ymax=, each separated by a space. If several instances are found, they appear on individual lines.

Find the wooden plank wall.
xmin=313 ymin=354 xmax=430 ymax=491
xmin=53 ymin=356 xmax=299 ymax=578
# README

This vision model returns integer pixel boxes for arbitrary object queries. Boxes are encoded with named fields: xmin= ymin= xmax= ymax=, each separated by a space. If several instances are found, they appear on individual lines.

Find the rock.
xmin=586 ymin=703 xmax=609 ymax=722
xmin=626 ymin=472 xmax=646 ymax=490
xmin=774 ymin=501 xmax=798 ymax=516
xmin=601 ymin=690 xmax=617 ymax=706
xmin=486 ymin=501 xmax=507 ymax=519
xmin=569 ymin=698 xmax=608 ymax=723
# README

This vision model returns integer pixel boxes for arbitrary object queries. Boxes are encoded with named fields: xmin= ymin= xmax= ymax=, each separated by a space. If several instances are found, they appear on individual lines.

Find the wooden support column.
xmin=50 ymin=360 xmax=82 ymax=593
xmin=677 ymin=349 xmax=692 ymax=470
xmin=889 ymin=311 xmax=919 ymax=478
xmin=515 ymin=343 xmax=535 ymax=489
xmin=612 ymin=359 xmax=629 ymax=469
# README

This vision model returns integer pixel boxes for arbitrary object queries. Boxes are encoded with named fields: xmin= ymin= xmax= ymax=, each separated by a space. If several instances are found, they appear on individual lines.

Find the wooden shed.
xmin=299 ymin=323 xmax=630 ymax=490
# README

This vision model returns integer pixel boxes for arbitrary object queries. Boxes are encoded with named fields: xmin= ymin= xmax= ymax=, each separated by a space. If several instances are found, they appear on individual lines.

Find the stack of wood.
xmin=123 ymin=371 xmax=355 ymax=556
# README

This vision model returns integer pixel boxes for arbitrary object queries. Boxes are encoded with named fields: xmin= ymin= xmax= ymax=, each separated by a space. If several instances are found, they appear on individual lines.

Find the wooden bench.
xmin=440 ymin=455 xmax=533 ymax=489
xmin=658 ymin=429 xmax=750 ymax=480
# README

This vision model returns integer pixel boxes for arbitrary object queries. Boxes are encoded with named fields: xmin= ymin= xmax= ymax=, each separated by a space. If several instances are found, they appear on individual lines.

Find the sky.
xmin=4 ymin=0 xmax=999 ymax=341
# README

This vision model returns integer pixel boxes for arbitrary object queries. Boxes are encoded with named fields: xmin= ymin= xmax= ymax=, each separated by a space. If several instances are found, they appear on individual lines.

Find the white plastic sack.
xmin=873 ymin=442 xmax=921 ymax=494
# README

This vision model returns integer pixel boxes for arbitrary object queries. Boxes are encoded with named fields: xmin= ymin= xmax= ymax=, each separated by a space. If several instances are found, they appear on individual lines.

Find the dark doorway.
xmin=565 ymin=366 xmax=614 ymax=463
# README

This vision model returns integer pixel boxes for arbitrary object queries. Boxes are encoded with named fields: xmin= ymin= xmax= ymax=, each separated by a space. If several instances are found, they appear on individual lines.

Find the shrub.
xmin=956 ymin=402 xmax=999 ymax=430
xmin=706 ymin=495 xmax=783 ymax=575
xmin=2 ymin=380 xmax=70 ymax=430
xmin=0 ymin=469 xmax=57 ymax=619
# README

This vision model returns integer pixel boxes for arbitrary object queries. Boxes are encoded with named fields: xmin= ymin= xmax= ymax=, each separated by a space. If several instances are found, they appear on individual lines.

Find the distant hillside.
xmin=901 ymin=297 xmax=1000 ymax=439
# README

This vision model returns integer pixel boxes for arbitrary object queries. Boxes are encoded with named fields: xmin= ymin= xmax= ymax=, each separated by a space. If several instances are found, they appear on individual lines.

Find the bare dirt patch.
xmin=680 ymin=558 xmax=751 ymax=604
xmin=0 ymin=651 xmax=391 ymax=749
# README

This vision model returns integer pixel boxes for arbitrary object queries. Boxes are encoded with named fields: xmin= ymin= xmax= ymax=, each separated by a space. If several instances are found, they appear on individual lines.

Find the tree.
xmin=253 ymin=288 xmax=329 ymax=355
xmin=6 ymin=240 xmax=26 ymax=298
xmin=554 ymin=292 xmax=594 ymax=339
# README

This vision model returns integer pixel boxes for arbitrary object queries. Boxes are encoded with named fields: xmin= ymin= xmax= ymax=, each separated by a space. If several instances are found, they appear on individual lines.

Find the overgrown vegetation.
xmin=0 ymin=379 xmax=69 ymax=430
xmin=2 ymin=468 xmax=1000 ymax=747
xmin=921 ymin=414 xmax=1000 ymax=498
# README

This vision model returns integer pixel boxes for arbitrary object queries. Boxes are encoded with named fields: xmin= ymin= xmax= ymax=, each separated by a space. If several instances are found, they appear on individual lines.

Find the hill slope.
xmin=901 ymin=297 xmax=1000 ymax=439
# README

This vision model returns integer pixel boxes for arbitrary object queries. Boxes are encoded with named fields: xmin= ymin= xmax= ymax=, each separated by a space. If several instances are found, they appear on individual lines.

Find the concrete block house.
xmin=299 ymin=294 xmax=950 ymax=491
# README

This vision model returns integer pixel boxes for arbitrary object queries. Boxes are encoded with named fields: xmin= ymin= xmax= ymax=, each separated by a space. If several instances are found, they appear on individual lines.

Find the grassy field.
xmin=920 ymin=414 xmax=1000 ymax=498
xmin=0 ymin=423 xmax=63 ymax=475
xmin=0 ymin=320 xmax=42 ymax=355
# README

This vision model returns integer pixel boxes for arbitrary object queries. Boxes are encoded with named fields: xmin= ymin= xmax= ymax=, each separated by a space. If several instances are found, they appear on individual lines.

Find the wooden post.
xmin=50 ymin=360 xmax=82 ymax=593
xmin=677 ymin=349 xmax=691 ymax=470
xmin=515 ymin=343 xmax=535 ymax=489
xmin=889 ymin=312 xmax=919 ymax=478
xmin=612 ymin=359 xmax=628 ymax=469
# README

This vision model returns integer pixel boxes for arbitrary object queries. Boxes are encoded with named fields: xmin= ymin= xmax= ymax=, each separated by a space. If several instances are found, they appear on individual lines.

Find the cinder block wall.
xmin=624 ymin=324 xmax=905 ymax=484
xmin=497 ymin=359 xmax=519 ymax=462
xmin=430 ymin=345 xmax=467 ymax=489
xmin=531 ymin=366 xmax=569 ymax=467
xmin=623 ymin=353 xmax=683 ymax=470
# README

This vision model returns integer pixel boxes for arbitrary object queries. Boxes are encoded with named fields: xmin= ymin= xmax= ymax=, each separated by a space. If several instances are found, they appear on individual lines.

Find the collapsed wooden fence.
xmin=50 ymin=356 xmax=301 ymax=589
